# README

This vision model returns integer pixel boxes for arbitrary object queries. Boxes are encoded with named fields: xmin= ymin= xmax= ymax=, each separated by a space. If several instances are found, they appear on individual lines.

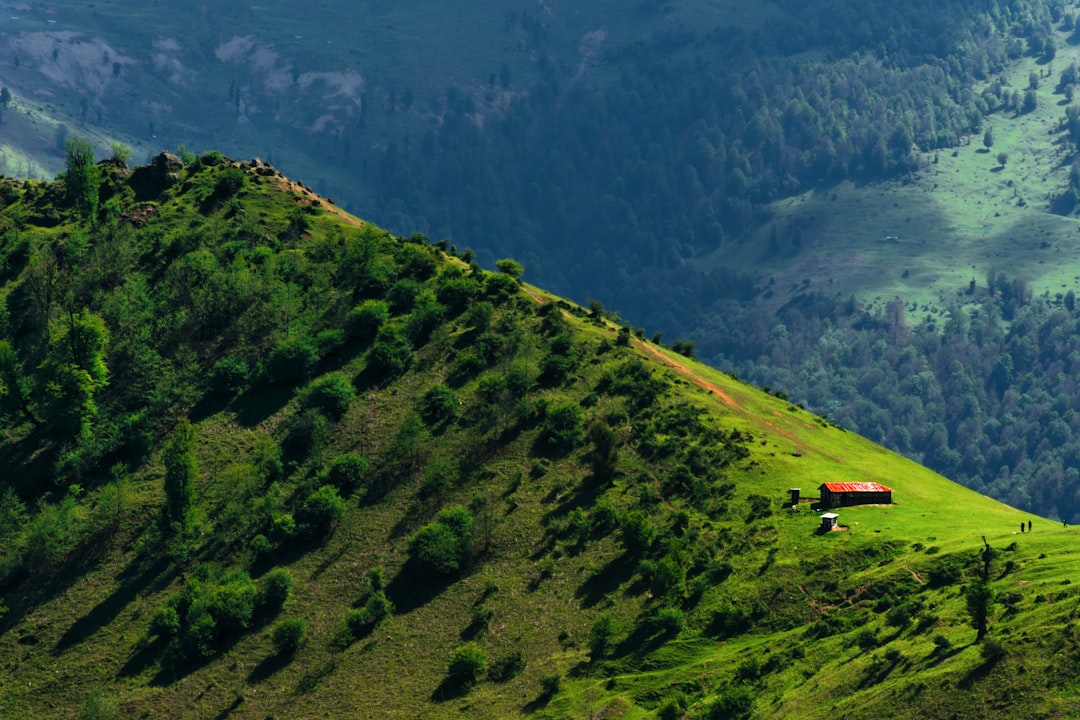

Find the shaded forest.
xmin=368 ymin=0 xmax=1056 ymax=333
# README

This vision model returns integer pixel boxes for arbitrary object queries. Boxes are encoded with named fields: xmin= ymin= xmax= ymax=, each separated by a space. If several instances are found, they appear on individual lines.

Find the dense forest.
xmin=367 ymin=0 xmax=1056 ymax=329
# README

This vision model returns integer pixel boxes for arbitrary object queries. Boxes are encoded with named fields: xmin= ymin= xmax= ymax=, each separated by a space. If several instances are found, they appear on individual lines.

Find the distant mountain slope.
xmin=0 ymin=154 xmax=1077 ymax=718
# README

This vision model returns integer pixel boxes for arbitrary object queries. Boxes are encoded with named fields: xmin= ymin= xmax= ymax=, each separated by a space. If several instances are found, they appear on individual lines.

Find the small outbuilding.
xmin=819 ymin=513 xmax=839 ymax=532
xmin=818 ymin=482 xmax=893 ymax=509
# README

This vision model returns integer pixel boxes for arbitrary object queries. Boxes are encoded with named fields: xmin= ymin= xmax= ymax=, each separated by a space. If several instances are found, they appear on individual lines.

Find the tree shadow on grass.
xmin=248 ymin=650 xmax=293 ymax=684
xmin=574 ymin=554 xmax=637 ymax=609
xmin=118 ymin=635 xmax=169 ymax=678
xmin=958 ymin=643 xmax=1004 ymax=688
xmin=430 ymin=676 xmax=473 ymax=703
xmin=233 ymin=383 xmax=296 ymax=428
xmin=385 ymin=560 xmax=455 ymax=614
xmin=53 ymin=555 xmax=172 ymax=654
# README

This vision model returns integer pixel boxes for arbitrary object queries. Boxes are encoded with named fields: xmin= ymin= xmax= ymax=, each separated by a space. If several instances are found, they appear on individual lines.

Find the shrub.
xmin=211 ymin=355 xmax=248 ymax=396
xmin=150 ymin=605 xmax=181 ymax=638
xmin=260 ymin=568 xmax=293 ymax=610
xmin=620 ymin=510 xmax=657 ymax=553
xmin=448 ymin=643 xmax=487 ymax=689
xmin=489 ymin=650 xmax=525 ymax=682
xmin=420 ymin=454 xmax=459 ymax=499
xmin=347 ymin=299 xmax=389 ymax=341
xmin=346 ymin=608 xmax=369 ymax=638
xmin=387 ymin=277 xmax=422 ymax=313
xmin=267 ymin=337 xmax=319 ymax=384
xmin=327 ymin=453 xmax=369 ymax=491
xmin=303 ymin=373 xmax=355 ymax=420
xmin=369 ymin=323 xmax=412 ymax=377
xmin=539 ymin=402 xmax=584 ymax=452
xmin=300 ymin=375 xmax=354 ymax=418
xmin=420 ymin=384 xmax=458 ymax=425
xmin=364 ymin=590 xmax=393 ymax=626
xmin=77 ymin=686 xmax=119 ymax=720
xmin=409 ymin=507 xmax=473 ymax=575
xmin=272 ymin=618 xmax=307 ymax=654
xmin=406 ymin=289 xmax=446 ymax=344
xmin=652 ymin=606 xmax=685 ymax=635
xmin=206 ymin=572 xmax=258 ymax=634
xmin=589 ymin=612 xmax=617 ymax=659
xmin=250 ymin=533 xmax=273 ymax=556
xmin=540 ymin=672 xmax=561 ymax=698
xmin=298 ymin=485 xmax=346 ymax=536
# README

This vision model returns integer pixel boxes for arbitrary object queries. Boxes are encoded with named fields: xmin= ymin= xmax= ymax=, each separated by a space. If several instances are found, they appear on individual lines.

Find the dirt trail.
xmin=635 ymin=340 xmax=738 ymax=409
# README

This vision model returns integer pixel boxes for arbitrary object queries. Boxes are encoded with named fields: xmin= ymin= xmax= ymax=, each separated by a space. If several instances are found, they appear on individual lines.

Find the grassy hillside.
xmin=0 ymin=155 xmax=1076 ymax=719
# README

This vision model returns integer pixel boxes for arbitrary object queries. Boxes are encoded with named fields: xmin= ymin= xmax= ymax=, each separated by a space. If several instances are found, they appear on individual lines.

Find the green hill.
xmin=0 ymin=154 xmax=1077 ymax=719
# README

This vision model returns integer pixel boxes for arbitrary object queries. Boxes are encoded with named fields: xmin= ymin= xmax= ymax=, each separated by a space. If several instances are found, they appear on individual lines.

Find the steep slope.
xmin=0 ymin=155 xmax=1076 ymax=719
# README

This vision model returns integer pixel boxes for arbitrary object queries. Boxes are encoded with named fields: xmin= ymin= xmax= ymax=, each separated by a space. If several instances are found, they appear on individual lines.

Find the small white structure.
xmin=819 ymin=513 xmax=839 ymax=532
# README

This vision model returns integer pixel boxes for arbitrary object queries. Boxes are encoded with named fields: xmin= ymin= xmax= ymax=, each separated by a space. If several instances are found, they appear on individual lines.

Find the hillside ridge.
xmin=0 ymin=154 xmax=1074 ymax=719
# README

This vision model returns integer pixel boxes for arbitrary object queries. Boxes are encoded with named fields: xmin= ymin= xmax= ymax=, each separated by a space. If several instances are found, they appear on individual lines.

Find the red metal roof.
xmin=820 ymin=482 xmax=893 ymax=494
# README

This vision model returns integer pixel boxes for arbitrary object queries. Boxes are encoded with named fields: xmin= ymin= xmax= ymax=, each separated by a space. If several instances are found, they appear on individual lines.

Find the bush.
xmin=540 ymin=672 xmax=561 ymax=698
xmin=327 ymin=453 xmax=369 ymax=491
xmin=298 ymin=485 xmax=346 ymax=536
xmin=420 ymin=384 xmax=458 ymax=425
xmin=369 ymin=323 xmax=412 ymax=377
xmin=272 ymin=618 xmax=307 ymax=654
xmin=408 ymin=506 xmax=473 ymax=574
xmin=250 ymin=533 xmax=272 ymax=556
xmin=448 ymin=643 xmax=487 ymax=689
xmin=489 ymin=650 xmax=525 ymax=682
xmin=347 ymin=299 xmax=389 ymax=341
xmin=652 ymin=606 xmax=685 ymax=635
xmin=589 ymin=612 xmax=617 ymax=659
xmin=540 ymin=402 xmax=584 ymax=452
xmin=260 ymin=568 xmax=293 ymax=610
xmin=150 ymin=605 xmax=181 ymax=638
xmin=303 ymin=373 xmax=355 ymax=420
xmin=211 ymin=355 xmax=248 ymax=396
xmin=267 ymin=337 xmax=319 ymax=384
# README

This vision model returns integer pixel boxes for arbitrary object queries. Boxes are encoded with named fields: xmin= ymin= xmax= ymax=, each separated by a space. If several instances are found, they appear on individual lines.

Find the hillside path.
xmin=634 ymin=340 xmax=738 ymax=409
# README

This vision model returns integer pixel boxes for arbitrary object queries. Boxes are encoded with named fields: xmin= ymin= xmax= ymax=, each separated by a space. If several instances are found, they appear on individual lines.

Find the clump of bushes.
xmin=408 ymin=506 xmax=473 ymax=575
xmin=297 ymin=485 xmax=346 ymax=537
xmin=302 ymin=373 xmax=355 ymax=420
xmin=272 ymin=617 xmax=306 ymax=655
xmin=447 ymin=643 xmax=487 ymax=690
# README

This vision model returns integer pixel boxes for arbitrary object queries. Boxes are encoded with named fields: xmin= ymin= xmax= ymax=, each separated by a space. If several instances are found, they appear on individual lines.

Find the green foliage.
xmin=539 ymin=402 xmax=584 ymax=453
xmin=369 ymin=323 xmax=412 ymax=377
xmin=64 ymin=136 xmax=100 ymax=220
xmin=488 ymin=649 xmax=525 ymax=682
xmin=162 ymin=419 xmax=196 ymax=534
xmin=327 ymin=453 xmax=369 ymax=492
xmin=77 ymin=686 xmax=119 ymax=720
xmin=210 ymin=355 xmax=248 ymax=397
xmin=589 ymin=612 xmax=618 ymax=659
xmin=408 ymin=506 xmax=473 ymax=575
xmin=965 ymin=580 xmax=995 ymax=641
xmin=272 ymin=617 xmax=307 ymax=654
xmin=447 ymin=643 xmax=487 ymax=689
xmin=260 ymin=568 xmax=293 ymax=611
xmin=347 ymin=299 xmax=390 ymax=341
xmin=302 ymin=372 xmax=355 ymax=420
xmin=621 ymin=510 xmax=657 ymax=553
xmin=419 ymin=383 xmax=458 ymax=425
xmin=495 ymin=258 xmax=524 ymax=278
xmin=652 ymin=606 xmax=685 ymax=636
xmin=297 ymin=485 xmax=346 ymax=536
xmin=267 ymin=337 xmax=319 ymax=384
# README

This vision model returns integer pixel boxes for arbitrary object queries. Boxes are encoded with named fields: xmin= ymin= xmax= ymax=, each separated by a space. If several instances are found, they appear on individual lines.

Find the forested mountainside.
xmin=2 ymin=153 xmax=1080 ymax=719
xmin=6 ymin=3 xmax=1080 ymax=551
